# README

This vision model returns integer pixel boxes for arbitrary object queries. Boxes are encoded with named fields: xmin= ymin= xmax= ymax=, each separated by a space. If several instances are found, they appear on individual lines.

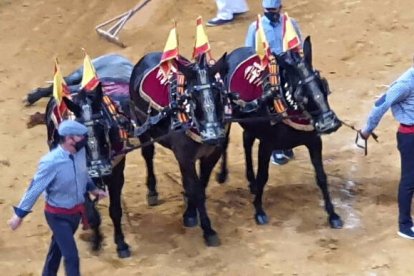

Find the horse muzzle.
xmin=200 ymin=123 xmax=226 ymax=145
xmin=314 ymin=111 xmax=342 ymax=135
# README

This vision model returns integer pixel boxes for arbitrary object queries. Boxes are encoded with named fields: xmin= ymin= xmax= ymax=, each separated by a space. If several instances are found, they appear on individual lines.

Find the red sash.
xmin=45 ymin=203 xmax=89 ymax=229
xmin=398 ymin=124 xmax=414 ymax=134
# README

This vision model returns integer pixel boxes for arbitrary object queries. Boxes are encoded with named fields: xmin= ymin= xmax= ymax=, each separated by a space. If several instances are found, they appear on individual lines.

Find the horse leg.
xmin=179 ymin=158 xmax=219 ymax=246
xmin=253 ymin=140 xmax=273 ymax=225
xmin=25 ymin=86 xmax=52 ymax=105
xmin=141 ymin=143 xmax=158 ymax=206
xmin=25 ymin=69 xmax=82 ymax=106
xmin=198 ymin=149 xmax=223 ymax=246
xmin=200 ymin=148 xmax=224 ymax=188
xmin=216 ymin=125 xmax=231 ymax=184
xmin=106 ymin=158 xmax=131 ymax=258
xmin=306 ymin=138 xmax=343 ymax=229
xmin=180 ymin=160 xmax=199 ymax=228
xmin=243 ymin=129 xmax=257 ymax=194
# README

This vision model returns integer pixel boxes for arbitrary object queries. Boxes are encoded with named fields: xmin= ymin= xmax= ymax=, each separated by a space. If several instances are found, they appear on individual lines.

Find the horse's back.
xmin=226 ymin=47 xmax=257 ymax=82
xmin=93 ymin=54 xmax=134 ymax=83
xmin=130 ymin=52 xmax=162 ymax=93
xmin=226 ymin=47 xmax=264 ymax=101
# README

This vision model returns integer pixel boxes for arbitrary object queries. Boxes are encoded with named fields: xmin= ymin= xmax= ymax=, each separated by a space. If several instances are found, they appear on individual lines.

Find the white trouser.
xmin=215 ymin=0 xmax=249 ymax=20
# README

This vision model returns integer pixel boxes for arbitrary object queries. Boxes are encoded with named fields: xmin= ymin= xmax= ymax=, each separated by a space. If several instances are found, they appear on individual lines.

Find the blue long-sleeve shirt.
xmin=245 ymin=14 xmax=303 ymax=55
xmin=14 ymin=146 xmax=96 ymax=218
xmin=362 ymin=67 xmax=414 ymax=133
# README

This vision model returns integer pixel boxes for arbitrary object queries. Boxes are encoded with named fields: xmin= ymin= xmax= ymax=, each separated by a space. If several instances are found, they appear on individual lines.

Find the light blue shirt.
xmin=245 ymin=15 xmax=303 ymax=55
xmin=14 ymin=146 xmax=96 ymax=217
xmin=363 ymin=67 xmax=414 ymax=133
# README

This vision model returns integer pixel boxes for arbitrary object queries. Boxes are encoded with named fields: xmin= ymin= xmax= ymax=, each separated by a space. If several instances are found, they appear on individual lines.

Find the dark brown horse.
xmin=219 ymin=37 xmax=344 ymax=228
xmin=129 ymin=52 xmax=230 ymax=246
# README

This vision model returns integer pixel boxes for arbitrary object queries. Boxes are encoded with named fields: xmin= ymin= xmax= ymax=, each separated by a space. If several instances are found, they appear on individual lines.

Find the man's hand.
xmin=91 ymin=189 xmax=108 ymax=200
xmin=8 ymin=214 xmax=23 ymax=231
xmin=359 ymin=130 xmax=371 ymax=140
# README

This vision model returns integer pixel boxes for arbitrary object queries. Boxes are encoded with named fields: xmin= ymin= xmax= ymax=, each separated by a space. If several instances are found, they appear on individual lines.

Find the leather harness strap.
xmin=268 ymin=55 xmax=287 ymax=115
xmin=176 ymin=72 xmax=189 ymax=123
xmin=102 ymin=95 xmax=128 ymax=140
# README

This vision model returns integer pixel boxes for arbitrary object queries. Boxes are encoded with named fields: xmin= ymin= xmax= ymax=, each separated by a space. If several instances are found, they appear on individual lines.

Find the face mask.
xmin=74 ymin=136 xmax=88 ymax=152
xmin=264 ymin=11 xmax=280 ymax=23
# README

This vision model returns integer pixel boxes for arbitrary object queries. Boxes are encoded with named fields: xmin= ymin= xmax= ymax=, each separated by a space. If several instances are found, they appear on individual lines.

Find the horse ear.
xmin=91 ymin=82 xmax=103 ymax=111
xmin=303 ymin=36 xmax=313 ymax=69
xmin=62 ymin=96 xmax=82 ymax=117
xmin=210 ymin=52 xmax=228 ymax=78
xmin=175 ymin=59 xmax=196 ymax=80
xmin=198 ymin=53 xmax=207 ymax=67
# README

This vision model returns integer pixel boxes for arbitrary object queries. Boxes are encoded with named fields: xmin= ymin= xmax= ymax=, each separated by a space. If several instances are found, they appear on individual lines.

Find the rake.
xmin=95 ymin=0 xmax=152 ymax=48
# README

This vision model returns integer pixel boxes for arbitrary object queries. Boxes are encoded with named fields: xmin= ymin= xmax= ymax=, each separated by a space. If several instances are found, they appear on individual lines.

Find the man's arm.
xmin=8 ymin=159 xmax=56 ymax=230
xmin=14 ymin=159 xmax=56 ymax=218
xmin=362 ymin=77 xmax=413 ymax=135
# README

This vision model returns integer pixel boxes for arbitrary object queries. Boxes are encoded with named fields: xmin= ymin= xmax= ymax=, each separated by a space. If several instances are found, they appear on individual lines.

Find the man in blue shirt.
xmin=245 ymin=0 xmax=302 ymax=165
xmin=8 ymin=120 xmax=108 ymax=276
xmin=360 ymin=63 xmax=414 ymax=239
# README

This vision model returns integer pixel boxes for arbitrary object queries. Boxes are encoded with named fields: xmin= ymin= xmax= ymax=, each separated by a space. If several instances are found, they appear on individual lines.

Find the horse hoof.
xmin=255 ymin=213 xmax=269 ymax=225
xmin=116 ymin=242 xmax=131 ymax=258
xmin=147 ymin=194 xmax=159 ymax=206
xmin=329 ymin=217 xmax=343 ymax=229
xmin=183 ymin=216 xmax=198 ymax=227
xmin=117 ymin=247 xmax=131 ymax=258
xmin=215 ymin=170 xmax=228 ymax=184
xmin=22 ymin=96 xmax=31 ymax=106
xmin=204 ymin=234 xmax=221 ymax=247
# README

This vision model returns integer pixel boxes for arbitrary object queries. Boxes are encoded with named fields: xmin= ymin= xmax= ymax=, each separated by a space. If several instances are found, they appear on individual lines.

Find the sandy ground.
xmin=0 ymin=0 xmax=414 ymax=275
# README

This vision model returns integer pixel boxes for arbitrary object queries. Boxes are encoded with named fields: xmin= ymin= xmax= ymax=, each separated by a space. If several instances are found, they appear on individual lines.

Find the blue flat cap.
xmin=58 ymin=120 xmax=88 ymax=136
xmin=262 ymin=0 xmax=282 ymax=8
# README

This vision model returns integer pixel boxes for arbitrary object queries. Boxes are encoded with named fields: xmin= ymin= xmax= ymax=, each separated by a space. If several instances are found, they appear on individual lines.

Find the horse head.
xmin=276 ymin=36 xmax=341 ymax=134
xmin=176 ymin=53 xmax=229 ymax=144
xmin=62 ymin=83 xmax=118 ymax=177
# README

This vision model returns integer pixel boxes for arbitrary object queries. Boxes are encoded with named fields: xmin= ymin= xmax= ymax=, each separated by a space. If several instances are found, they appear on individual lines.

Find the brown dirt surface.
xmin=0 ymin=0 xmax=413 ymax=275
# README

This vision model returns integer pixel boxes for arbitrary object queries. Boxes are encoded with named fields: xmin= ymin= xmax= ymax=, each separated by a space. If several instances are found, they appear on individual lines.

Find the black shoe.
xmin=284 ymin=149 xmax=295 ymax=160
xmin=271 ymin=151 xmax=289 ymax=165
xmin=398 ymin=227 xmax=414 ymax=240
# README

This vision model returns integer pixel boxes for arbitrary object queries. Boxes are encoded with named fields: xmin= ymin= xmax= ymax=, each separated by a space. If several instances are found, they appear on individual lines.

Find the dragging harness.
xmin=339 ymin=120 xmax=379 ymax=156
